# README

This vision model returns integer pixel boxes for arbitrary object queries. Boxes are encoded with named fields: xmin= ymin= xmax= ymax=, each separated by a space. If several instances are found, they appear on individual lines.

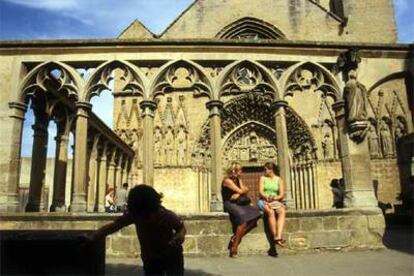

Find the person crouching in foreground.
xmin=89 ymin=184 xmax=186 ymax=275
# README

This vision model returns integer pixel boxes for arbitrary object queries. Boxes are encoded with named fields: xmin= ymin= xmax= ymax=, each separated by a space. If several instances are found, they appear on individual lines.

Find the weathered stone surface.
xmin=301 ymin=217 xmax=323 ymax=232
xmin=308 ymin=231 xmax=351 ymax=248
xmin=285 ymin=218 xmax=300 ymax=233
xmin=338 ymin=216 xmax=368 ymax=230
xmin=323 ymin=217 xmax=338 ymax=230
xmin=367 ymin=214 xmax=386 ymax=230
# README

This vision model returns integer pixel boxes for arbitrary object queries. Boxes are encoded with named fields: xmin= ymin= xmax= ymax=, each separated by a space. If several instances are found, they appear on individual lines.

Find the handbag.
xmin=267 ymin=200 xmax=284 ymax=210
xmin=236 ymin=195 xmax=251 ymax=206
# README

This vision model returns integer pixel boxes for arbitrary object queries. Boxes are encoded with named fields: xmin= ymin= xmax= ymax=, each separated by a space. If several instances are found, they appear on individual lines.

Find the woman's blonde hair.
xmin=226 ymin=162 xmax=242 ymax=177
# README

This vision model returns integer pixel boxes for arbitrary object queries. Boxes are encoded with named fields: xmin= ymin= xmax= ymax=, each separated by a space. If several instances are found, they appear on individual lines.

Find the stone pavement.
xmin=106 ymin=226 xmax=413 ymax=276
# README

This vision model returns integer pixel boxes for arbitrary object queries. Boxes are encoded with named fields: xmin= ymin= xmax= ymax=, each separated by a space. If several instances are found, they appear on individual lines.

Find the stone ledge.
xmin=0 ymin=208 xmax=385 ymax=257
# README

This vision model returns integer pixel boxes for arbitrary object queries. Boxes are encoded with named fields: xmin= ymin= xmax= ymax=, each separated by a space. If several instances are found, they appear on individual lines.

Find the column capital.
xmin=76 ymin=101 xmax=92 ymax=110
xmin=270 ymin=100 xmax=288 ymax=112
xmin=9 ymin=102 xmax=27 ymax=119
xmin=332 ymin=100 xmax=345 ymax=117
xmin=206 ymin=100 xmax=224 ymax=110
xmin=140 ymin=100 xmax=158 ymax=117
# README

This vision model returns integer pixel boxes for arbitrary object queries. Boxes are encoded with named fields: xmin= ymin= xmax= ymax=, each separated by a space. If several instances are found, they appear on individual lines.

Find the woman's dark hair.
xmin=127 ymin=184 xmax=162 ymax=215
xmin=264 ymin=162 xmax=279 ymax=176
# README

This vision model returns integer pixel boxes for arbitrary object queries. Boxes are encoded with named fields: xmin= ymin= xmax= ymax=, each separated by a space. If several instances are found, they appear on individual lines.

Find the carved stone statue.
xmin=343 ymin=70 xmax=368 ymax=123
xmin=322 ymin=133 xmax=334 ymax=160
xmin=380 ymin=122 xmax=393 ymax=157
xmin=367 ymin=124 xmax=380 ymax=158
xmin=176 ymin=126 xmax=187 ymax=166
xmin=154 ymin=128 xmax=163 ymax=165
xmin=248 ymin=131 xmax=259 ymax=161
xmin=165 ymin=127 xmax=175 ymax=165
xmin=395 ymin=117 xmax=407 ymax=141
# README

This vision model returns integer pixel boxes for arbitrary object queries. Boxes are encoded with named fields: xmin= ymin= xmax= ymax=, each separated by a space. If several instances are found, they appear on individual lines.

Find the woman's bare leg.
xmin=264 ymin=205 xmax=277 ymax=239
xmin=275 ymin=207 xmax=286 ymax=240
xmin=230 ymin=223 xmax=246 ymax=256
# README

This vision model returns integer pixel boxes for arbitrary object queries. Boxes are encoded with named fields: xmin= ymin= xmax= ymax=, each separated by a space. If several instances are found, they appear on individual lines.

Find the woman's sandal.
xmin=274 ymin=238 xmax=286 ymax=247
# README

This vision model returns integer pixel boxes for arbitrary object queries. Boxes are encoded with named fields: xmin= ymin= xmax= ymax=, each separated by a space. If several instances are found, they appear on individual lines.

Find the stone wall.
xmin=0 ymin=209 xmax=385 ymax=258
xmin=160 ymin=0 xmax=396 ymax=43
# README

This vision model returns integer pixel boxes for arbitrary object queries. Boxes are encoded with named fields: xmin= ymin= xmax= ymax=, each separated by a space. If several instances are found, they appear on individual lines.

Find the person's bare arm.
xmin=170 ymin=223 xmax=186 ymax=246
xmin=275 ymin=177 xmax=285 ymax=201
xmin=259 ymin=176 xmax=268 ymax=201
xmin=223 ymin=177 xmax=244 ymax=194
xmin=238 ymin=179 xmax=249 ymax=194
xmin=91 ymin=214 xmax=133 ymax=241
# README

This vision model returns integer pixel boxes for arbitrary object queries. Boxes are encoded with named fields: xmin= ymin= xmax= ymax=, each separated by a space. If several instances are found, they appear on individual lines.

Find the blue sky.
xmin=0 ymin=0 xmax=412 ymax=157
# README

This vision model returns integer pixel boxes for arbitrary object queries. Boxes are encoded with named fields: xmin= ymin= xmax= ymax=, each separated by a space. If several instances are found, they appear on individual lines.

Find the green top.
xmin=263 ymin=176 xmax=280 ymax=197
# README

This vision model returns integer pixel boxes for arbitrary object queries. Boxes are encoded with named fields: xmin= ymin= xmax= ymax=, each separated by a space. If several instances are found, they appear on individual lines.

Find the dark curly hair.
xmin=264 ymin=162 xmax=280 ymax=176
xmin=127 ymin=184 xmax=162 ymax=216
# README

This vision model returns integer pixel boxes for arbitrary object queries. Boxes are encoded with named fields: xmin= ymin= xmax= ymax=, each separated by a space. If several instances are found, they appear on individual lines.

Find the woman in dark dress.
xmin=222 ymin=162 xmax=261 ymax=257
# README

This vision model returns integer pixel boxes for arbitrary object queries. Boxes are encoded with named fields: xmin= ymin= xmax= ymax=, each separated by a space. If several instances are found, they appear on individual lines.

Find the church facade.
xmin=0 ymin=0 xmax=413 ymax=214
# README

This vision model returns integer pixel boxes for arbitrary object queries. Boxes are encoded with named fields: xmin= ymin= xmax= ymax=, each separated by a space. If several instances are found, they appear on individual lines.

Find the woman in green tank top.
xmin=258 ymin=162 xmax=286 ymax=256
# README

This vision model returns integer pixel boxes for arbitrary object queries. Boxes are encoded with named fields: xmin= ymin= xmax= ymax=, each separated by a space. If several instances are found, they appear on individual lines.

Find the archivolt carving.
xmin=85 ymin=60 xmax=145 ymax=101
xmin=219 ymin=61 xmax=278 ymax=99
xmin=21 ymin=61 xmax=80 ymax=102
xmin=283 ymin=63 xmax=340 ymax=100
xmin=223 ymin=122 xmax=278 ymax=165
xmin=150 ymin=60 xmax=212 ymax=99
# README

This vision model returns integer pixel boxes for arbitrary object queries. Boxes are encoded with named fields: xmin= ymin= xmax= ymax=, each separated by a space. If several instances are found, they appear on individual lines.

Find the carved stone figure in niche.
xmin=343 ymin=70 xmax=368 ymax=123
xmin=248 ymin=131 xmax=259 ymax=161
xmin=395 ymin=117 xmax=407 ymax=141
xmin=165 ymin=127 xmax=175 ymax=165
xmin=297 ymin=69 xmax=317 ymax=90
xmin=367 ymin=123 xmax=380 ymax=158
xmin=176 ymin=126 xmax=187 ymax=166
xmin=380 ymin=121 xmax=393 ymax=157
xmin=132 ymin=130 xmax=142 ymax=167
xmin=154 ymin=127 xmax=163 ymax=165
xmin=322 ymin=132 xmax=334 ymax=160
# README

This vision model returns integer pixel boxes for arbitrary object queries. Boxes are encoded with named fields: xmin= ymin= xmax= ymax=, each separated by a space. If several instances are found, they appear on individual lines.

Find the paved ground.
xmin=107 ymin=226 xmax=414 ymax=276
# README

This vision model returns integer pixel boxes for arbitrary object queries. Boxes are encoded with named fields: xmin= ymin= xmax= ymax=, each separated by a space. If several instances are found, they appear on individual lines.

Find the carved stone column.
xmin=26 ymin=110 xmax=49 ymax=212
xmin=87 ymin=135 xmax=99 ymax=212
xmin=333 ymin=101 xmax=377 ymax=207
xmin=97 ymin=142 xmax=108 ymax=212
xmin=107 ymin=149 xmax=116 ymax=189
xmin=50 ymin=123 xmax=70 ymax=212
xmin=0 ymin=102 xmax=27 ymax=212
xmin=271 ymin=100 xmax=294 ymax=208
xmin=115 ymin=154 xmax=123 ymax=190
xmin=122 ymin=159 xmax=129 ymax=184
xmin=206 ymin=100 xmax=223 ymax=212
xmin=139 ymin=100 xmax=157 ymax=186
xmin=70 ymin=102 xmax=91 ymax=212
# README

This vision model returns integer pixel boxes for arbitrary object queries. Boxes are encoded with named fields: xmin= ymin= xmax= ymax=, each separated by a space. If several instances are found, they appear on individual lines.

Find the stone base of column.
xmin=210 ymin=198 xmax=223 ymax=212
xmin=97 ymin=204 xmax=105 ymax=213
xmin=0 ymin=193 xmax=20 ymax=212
xmin=25 ymin=200 xmax=41 ymax=212
xmin=50 ymin=203 xmax=67 ymax=212
xmin=70 ymin=194 xmax=87 ymax=212
xmin=344 ymin=190 xmax=378 ymax=208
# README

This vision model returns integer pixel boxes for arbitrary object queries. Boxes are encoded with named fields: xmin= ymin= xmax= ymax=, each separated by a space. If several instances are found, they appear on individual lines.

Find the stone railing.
xmin=0 ymin=208 xmax=385 ymax=257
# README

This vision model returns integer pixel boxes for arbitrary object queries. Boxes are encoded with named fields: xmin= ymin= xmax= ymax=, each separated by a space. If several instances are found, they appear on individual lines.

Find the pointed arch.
xmin=222 ymin=120 xmax=276 ymax=146
xmin=367 ymin=71 xmax=408 ymax=94
xmin=84 ymin=60 xmax=147 ymax=102
xmin=216 ymin=60 xmax=281 ymax=101
xmin=280 ymin=61 xmax=341 ymax=101
xmin=216 ymin=17 xmax=286 ymax=39
xmin=148 ymin=59 xmax=213 ymax=100
xmin=19 ymin=61 xmax=83 ymax=103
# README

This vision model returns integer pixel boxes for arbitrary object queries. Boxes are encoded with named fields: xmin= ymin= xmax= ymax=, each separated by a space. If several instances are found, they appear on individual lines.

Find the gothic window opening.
xmin=216 ymin=17 xmax=286 ymax=40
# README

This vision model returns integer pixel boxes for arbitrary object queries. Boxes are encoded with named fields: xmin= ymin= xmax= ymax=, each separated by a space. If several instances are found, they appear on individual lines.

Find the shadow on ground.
xmin=106 ymin=263 xmax=218 ymax=276
xmin=382 ymin=220 xmax=413 ymax=255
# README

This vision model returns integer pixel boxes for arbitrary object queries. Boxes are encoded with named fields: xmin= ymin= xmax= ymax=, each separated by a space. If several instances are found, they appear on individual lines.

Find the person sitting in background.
xmin=89 ymin=184 xmax=186 ymax=275
xmin=105 ymin=187 xmax=115 ymax=213
xmin=115 ymin=183 xmax=129 ymax=212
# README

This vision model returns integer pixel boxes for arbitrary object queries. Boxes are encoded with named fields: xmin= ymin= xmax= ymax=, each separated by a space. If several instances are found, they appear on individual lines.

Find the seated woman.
xmin=257 ymin=162 xmax=286 ymax=252
xmin=221 ymin=162 xmax=261 ymax=258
